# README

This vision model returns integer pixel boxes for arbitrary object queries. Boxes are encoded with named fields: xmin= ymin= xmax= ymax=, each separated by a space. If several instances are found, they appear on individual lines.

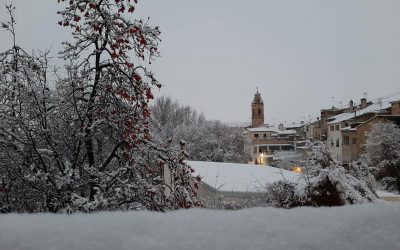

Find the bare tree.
xmin=151 ymin=96 xmax=246 ymax=163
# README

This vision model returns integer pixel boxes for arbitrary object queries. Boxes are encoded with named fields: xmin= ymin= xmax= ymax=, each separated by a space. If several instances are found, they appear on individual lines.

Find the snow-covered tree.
xmin=151 ymin=96 xmax=206 ymax=143
xmin=151 ymin=96 xmax=246 ymax=163
xmin=0 ymin=5 xmax=57 ymax=212
xmin=362 ymin=122 xmax=400 ymax=193
xmin=0 ymin=1 xmax=200 ymax=213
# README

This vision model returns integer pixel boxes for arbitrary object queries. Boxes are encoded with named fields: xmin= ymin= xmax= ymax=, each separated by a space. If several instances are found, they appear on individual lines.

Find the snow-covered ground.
xmin=377 ymin=190 xmax=400 ymax=197
xmin=1 ymin=203 xmax=399 ymax=250
xmin=377 ymin=191 xmax=400 ymax=202
xmin=188 ymin=161 xmax=298 ymax=192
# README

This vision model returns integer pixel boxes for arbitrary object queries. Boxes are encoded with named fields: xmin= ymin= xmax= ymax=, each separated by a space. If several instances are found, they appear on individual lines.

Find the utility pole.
xmin=378 ymin=98 xmax=382 ymax=112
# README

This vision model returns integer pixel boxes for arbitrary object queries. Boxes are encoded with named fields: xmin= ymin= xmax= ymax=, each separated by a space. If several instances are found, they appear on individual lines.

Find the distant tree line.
xmin=151 ymin=96 xmax=247 ymax=163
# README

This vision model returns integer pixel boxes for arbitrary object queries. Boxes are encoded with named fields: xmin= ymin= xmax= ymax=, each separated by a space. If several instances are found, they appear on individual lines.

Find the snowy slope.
xmin=1 ymin=203 xmax=399 ymax=250
xmin=188 ymin=161 xmax=299 ymax=192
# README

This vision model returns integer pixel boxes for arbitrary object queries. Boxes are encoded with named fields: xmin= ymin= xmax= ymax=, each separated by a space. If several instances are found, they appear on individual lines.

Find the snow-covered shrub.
xmin=379 ymin=177 xmax=398 ymax=193
xmin=362 ymin=122 xmax=400 ymax=193
xmin=200 ymin=195 xmax=248 ymax=210
xmin=302 ymin=168 xmax=377 ymax=206
xmin=264 ymin=181 xmax=297 ymax=208
xmin=264 ymin=142 xmax=378 ymax=208
xmin=348 ymin=159 xmax=377 ymax=195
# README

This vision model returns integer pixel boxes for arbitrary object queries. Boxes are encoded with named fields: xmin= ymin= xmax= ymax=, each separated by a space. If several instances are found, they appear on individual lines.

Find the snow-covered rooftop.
xmin=272 ymin=151 xmax=303 ymax=160
xmin=1 ymin=203 xmax=399 ymax=250
xmin=306 ymin=119 xmax=321 ymax=125
xmin=188 ymin=161 xmax=299 ymax=193
xmin=339 ymin=126 xmax=357 ymax=131
xmin=276 ymin=129 xmax=297 ymax=135
xmin=327 ymin=97 xmax=399 ymax=125
xmin=224 ymin=121 xmax=251 ymax=127
xmin=246 ymin=127 xmax=297 ymax=135
xmin=246 ymin=126 xmax=277 ymax=132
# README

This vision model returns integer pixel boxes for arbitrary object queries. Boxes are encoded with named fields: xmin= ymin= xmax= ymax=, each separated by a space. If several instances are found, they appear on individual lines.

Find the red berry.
xmin=139 ymin=37 xmax=146 ymax=45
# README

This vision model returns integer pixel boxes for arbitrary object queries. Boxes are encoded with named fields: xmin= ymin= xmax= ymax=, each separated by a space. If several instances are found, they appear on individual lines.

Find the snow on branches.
xmin=263 ymin=142 xmax=378 ymax=208
xmin=150 ymin=96 xmax=246 ymax=163
xmin=0 ymin=1 xmax=200 ymax=213
xmin=362 ymin=122 xmax=400 ymax=193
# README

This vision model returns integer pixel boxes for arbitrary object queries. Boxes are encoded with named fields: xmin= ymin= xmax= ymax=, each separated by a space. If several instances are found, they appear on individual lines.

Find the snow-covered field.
xmin=189 ymin=161 xmax=298 ymax=192
xmin=1 ymin=203 xmax=399 ymax=250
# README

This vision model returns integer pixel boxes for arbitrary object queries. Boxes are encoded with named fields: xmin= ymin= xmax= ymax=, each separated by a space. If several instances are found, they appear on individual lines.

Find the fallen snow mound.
xmin=1 ymin=203 xmax=400 ymax=250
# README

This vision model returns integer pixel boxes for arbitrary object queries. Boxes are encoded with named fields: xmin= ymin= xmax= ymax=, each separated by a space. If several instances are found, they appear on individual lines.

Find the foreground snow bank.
xmin=1 ymin=203 xmax=399 ymax=250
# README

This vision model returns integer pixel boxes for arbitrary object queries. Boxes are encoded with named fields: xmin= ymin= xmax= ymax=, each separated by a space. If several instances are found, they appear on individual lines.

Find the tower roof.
xmin=252 ymin=89 xmax=263 ymax=104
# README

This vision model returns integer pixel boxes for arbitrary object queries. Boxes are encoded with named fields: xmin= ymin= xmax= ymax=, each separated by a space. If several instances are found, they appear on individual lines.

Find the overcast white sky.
xmin=1 ymin=0 xmax=400 ymax=125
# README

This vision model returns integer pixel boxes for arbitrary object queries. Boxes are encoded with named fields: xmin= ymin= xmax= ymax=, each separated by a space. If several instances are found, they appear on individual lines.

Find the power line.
xmin=368 ymin=90 xmax=400 ymax=103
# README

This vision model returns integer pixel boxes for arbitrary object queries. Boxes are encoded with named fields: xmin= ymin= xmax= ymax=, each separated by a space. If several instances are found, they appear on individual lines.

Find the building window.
xmin=253 ymin=147 xmax=257 ymax=154
xmin=263 ymin=133 xmax=267 ymax=139
xmin=352 ymin=138 xmax=357 ymax=145
xmin=270 ymin=145 xmax=280 ymax=151
xmin=258 ymin=109 xmax=261 ymax=115
xmin=254 ymin=134 xmax=259 ymax=139
xmin=336 ymin=139 xmax=339 ymax=147
xmin=330 ymin=139 xmax=334 ymax=147
xmin=282 ymin=145 xmax=293 ymax=151
xmin=343 ymin=136 xmax=349 ymax=145
xmin=330 ymin=126 xmax=334 ymax=131
xmin=335 ymin=125 xmax=339 ymax=131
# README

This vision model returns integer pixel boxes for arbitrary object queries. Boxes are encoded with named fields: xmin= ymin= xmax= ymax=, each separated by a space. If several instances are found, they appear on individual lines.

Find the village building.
xmin=229 ymin=90 xmax=400 ymax=167
xmin=304 ymin=118 xmax=322 ymax=140
xmin=244 ymin=90 xmax=302 ymax=165
xmin=326 ymin=98 xmax=400 ymax=165
xmin=318 ymin=98 xmax=372 ymax=141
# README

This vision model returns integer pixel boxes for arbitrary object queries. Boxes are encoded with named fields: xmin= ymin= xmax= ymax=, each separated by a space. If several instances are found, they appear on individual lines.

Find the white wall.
xmin=327 ymin=123 xmax=342 ymax=162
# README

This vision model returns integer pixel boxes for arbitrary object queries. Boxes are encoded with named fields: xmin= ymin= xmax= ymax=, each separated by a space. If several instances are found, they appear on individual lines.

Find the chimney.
xmin=360 ymin=98 xmax=367 ymax=109
xmin=391 ymin=101 xmax=400 ymax=115
xmin=349 ymin=100 xmax=354 ymax=112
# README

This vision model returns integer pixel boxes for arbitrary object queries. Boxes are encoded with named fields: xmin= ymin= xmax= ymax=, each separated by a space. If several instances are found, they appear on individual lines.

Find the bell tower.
xmin=251 ymin=89 xmax=264 ymax=127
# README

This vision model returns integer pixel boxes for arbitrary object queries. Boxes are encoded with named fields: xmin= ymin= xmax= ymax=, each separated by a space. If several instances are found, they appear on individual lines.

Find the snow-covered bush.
xmin=200 ymin=195 xmax=248 ymax=210
xmin=348 ymin=159 xmax=377 ymax=195
xmin=302 ymin=167 xmax=377 ymax=206
xmin=264 ymin=142 xmax=378 ymax=208
xmin=362 ymin=122 xmax=400 ymax=193
xmin=264 ymin=181 xmax=297 ymax=208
